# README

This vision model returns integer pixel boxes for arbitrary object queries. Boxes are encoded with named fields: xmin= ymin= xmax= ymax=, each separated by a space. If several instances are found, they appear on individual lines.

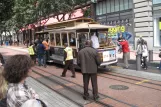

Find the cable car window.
xmin=78 ymin=33 xmax=88 ymax=50
xmin=55 ymin=34 xmax=61 ymax=46
xmin=62 ymin=33 xmax=67 ymax=46
xmin=50 ymin=33 xmax=55 ymax=46
xmin=69 ymin=33 xmax=76 ymax=47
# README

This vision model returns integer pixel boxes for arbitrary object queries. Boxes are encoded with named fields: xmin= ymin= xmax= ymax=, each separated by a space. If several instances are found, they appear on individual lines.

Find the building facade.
xmin=92 ymin=0 xmax=161 ymax=50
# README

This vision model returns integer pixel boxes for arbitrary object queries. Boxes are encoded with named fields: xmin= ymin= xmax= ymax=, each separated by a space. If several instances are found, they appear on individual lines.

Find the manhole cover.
xmin=109 ymin=85 xmax=129 ymax=90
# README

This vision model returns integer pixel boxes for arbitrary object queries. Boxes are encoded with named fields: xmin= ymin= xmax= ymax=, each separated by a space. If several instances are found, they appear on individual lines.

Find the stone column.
xmin=133 ymin=0 xmax=153 ymax=50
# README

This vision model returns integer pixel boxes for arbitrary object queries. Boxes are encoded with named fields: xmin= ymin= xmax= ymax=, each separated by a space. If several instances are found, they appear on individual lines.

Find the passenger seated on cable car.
xmin=106 ymin=38 xmax=115 ymax=47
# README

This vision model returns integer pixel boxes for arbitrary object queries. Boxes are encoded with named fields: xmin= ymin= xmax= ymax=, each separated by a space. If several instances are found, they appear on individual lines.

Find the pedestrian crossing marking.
xmin=136 ymin=80 xmax=149 ymax=84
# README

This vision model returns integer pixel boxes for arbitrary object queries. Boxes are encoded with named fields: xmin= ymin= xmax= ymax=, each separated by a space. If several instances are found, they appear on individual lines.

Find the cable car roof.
xmin=61 ymin=22 xmax=115 ymax=31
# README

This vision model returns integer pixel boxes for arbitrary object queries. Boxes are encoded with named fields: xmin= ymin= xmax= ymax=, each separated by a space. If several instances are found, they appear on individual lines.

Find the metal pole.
xmin=136 ymin=54 xmax=141 ymax=71
xmin=149 ymin=50 xmax=153 ymax=63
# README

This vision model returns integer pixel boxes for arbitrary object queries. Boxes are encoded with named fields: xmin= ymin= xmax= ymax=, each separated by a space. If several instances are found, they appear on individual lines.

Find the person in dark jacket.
xmin=77 ymin=40 xmax=101 ymax=101
xmin=37 ymin=41 xmax=45 ymax=67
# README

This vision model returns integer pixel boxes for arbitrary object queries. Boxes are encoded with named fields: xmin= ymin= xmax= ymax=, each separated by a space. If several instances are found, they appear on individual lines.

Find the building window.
xmin=106 ymin=0 xmax=111 ymax=13
xmin=96 ymin=0 xmax=133 ymax=16
xmin=120 ymin=0 xmax=124 ymax=11
xmin=96 ymin=3 xmax=100 ymax=15
xmin=103 ymin=0 xmax=106 ymax=14
xmin=154 ymin=17 xmax=161 ymax=46
xmin=99 ymin=2 xmax=103 ymax=15
xmin=153 ymin=0 xmax=161 ymax=4
xmin=124 ymin=0 xmax=129 ymax=10
xmin=115 ymin=0 xmax=119 ymax=12
xmin=111 ymin=0 xmax=114 ymax=12
xmin=129 ymin=0 xmax=133 ymax=8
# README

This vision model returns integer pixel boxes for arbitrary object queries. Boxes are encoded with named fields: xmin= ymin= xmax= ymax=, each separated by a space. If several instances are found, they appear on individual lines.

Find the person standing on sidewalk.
xmin=61 ymin=43 xmax=75 ymax=78
xmin=142 ymin=41 xmax=148 ymax=70
xmin=37 ymin=41 xmax=45 ymax=67
xmin=118 ymin=38 xmax=130 ymax=69
xmin=136 ymin=40 xmax=143 ymax=66
xmin=77 ymin=40 xmax=101 ymax=100
xmin=42 ymin=39 xmax=50 ymax=67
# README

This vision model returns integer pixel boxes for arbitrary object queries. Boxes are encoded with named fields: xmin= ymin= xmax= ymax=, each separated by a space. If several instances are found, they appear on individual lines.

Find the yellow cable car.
xmin=35 ymin=18 xmax=117 ymax=67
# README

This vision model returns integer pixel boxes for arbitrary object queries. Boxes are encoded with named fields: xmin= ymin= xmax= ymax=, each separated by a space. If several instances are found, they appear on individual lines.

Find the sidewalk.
xmin=26 ymin=77 xmax=79 ymax=107
xmin=117 ymin=51 xmax=161 ymax=63
xmin=1 ymin=45 xmax=28 ymax=53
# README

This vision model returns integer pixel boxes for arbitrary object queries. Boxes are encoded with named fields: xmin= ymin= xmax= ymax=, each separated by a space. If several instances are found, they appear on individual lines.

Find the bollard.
xmin=136 ymin=54 xmax=141 ymax=71
xmin=149 ymin=50 xmax=153 ymax=63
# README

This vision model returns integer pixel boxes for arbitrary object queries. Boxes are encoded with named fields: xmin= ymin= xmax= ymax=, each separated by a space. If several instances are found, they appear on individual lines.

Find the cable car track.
xmin=31 ymin=66 xmax=137 ymax=107
xmin=31 ymin=68 xmax=112 ymax=107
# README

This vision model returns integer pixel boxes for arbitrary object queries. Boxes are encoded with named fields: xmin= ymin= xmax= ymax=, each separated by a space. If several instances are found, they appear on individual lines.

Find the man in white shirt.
xmin=91 ymin=33 xmax=100 ymax=48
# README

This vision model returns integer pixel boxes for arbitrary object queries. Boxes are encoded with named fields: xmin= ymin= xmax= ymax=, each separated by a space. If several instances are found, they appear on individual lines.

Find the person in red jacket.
xmin=118 ymin=38 xmax=130 ymax=69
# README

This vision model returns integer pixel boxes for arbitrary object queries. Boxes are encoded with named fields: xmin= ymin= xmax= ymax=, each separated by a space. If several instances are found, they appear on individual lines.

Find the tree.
xmin=0 ymin=0 xmax=14 ymax=25
xmin=0 ymin=0 xmax=14 ymax=44
xmin=36 ymin=0 xmax=90 ymax=22
xmin=6 ymin=0 xmax=90 ymax=31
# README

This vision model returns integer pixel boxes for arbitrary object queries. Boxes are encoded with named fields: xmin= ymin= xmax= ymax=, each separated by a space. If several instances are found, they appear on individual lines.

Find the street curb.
xmin=117 ymin=58 xmax=160 ymax=67
xmin=110 ymin=67 xmax=161 ymax=82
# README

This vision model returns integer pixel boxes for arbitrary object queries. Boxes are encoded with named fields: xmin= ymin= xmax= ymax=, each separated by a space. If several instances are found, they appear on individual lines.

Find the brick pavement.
xmin=1 ymin=46 xmax=161 ymax=106
xmin=31 ymin=65 xmax=161 ymax=107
